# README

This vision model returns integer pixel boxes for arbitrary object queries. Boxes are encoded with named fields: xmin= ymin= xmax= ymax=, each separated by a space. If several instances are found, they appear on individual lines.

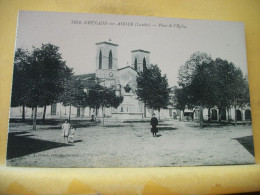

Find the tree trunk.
xmin=31 ymin=108 xmax=34 ymax=119
xmin=158 ymin=108 xmax=161 ymax=120
xmin=234 ymin=104 xmax=237 ymax=126
xmin=200 ymin=107 xmax=203 ymax=128
xmin=42 ymin=105 xmax=46 ymax=123
xmin=59 ymin=103 xmax=62 ymax=118
xmin=102 ymin=106 xmax=104 ymax=127
xmin=33 ymin=107 xmax=37 ymax=130
xmin=22 ymin=105 xmax=25 ymax=122
xmin=228 ymin=109 xmax=231 ymax=124
xmin=144 ymin=104 xmax=146 ymax=118
xmin=181 ymin=110 xmax=184 ymax=121
xmin=69 ymin=105 xmax=71 ymax=123
xmin=95 ymin=107 xmax=98 ymax=117
xmin=218 ymin=108 xmax=222 ymax=124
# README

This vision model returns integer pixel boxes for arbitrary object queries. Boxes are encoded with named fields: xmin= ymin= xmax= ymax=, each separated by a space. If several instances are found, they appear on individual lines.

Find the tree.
xmin=59 ymin=77 xmax=87 ymax=122
xmin=214 ymin=58 xmax=237 ymax=123
xmin=229 ymin=67 xmax=250 ymax=125
xmin=136 ymin=64 xmax=170 ymax=119
xmin=34 ymin=44 xmax=73 ymax=122
xmin=11 ymin=48 xmax=30 ymax=121
xmin=11 ymin=44 xmax=73 ymax=130
xmin=188 ymin=60 xmax=218 ymax=127
xmin=87 ymin=81 xmax=123 ymax=126
xmin=177 ymin=52 xmax=251 ymax=127
xmin=178 ymin=52 xmax=212 ymax=88
xmin=172 ymin=86 xmax=190 ymax=121
xmin=177 ymin=52 xmax=214 ymax=127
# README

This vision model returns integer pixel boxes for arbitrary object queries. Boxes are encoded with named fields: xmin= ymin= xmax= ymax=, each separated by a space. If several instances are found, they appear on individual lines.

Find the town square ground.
xmin=6 ymin=119 xmax=254 ymax=167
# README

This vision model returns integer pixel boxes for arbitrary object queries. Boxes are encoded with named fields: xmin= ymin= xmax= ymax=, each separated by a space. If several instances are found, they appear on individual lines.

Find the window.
xmin=211 ymin=109 xmax=217 ymax=120
xmin=77 ymin=108 xmax=80 ymax=117
xmin=221 ymin=109 xmax=226 ymax=120
xmin=109 ymin=50 xmax=112 ymax=69
xmin=99 ymin=50 xmax=102 ymax=69
xmin=134 ymin=57 xmax=137 ymax=70
xmin=236 ymin=110 xmax=242 ymax=121
xmin=245 ymin=109 xmax=251 ymax=120
xmin=51 ymin=104 xmax=57 ymax=116
xmin=143 ymin=58 xmax=147 ymax=70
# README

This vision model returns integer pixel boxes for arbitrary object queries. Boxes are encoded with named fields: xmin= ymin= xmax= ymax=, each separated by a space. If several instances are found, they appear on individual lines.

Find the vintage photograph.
xmin=6 ymin=11 xmax=254 ymax=167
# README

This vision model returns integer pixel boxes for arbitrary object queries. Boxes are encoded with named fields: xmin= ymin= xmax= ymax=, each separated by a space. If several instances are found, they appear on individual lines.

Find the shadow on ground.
xmin=9 ymin=119 xmax=100 ymax=130
xmin=233 ymin=135 xmax=255 ymax=156
xmin=7 ymin=132 xmax=71 ymax=159
xmin=9 ymin=119 xmax=61 ymax=126
xmin=158 ymin=127 xmax=177 ymax=131
xmin=103 ymin=125 xmax=127 ymax=128
xmin=73 ymin=140 xmax=83 ymax=143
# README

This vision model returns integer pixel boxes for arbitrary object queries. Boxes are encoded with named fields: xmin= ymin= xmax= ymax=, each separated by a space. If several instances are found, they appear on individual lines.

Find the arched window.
xmin=134 ymin=57 xmax=137 ymax=70
xmin=143 ymin=58 xmax=147 ymax=70
xmin=245 ymin=109 xmax=251 ymax=120
xmin=109 ymin=50 xmax=113 ymax=69
xmin=211 ymin=109 xmax=217 ymax=120
xmin=221 ymin=109 xmax=227 ymax=120
xmin=236 ymin=110 xmax=242 ymax=121
xmin=99 ymin=50 xmax=102 ymax=69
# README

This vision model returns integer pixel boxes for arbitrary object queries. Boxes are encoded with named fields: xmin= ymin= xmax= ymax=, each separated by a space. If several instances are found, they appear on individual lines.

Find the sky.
xmin=15 ymin=11 xmax=248 ymax=87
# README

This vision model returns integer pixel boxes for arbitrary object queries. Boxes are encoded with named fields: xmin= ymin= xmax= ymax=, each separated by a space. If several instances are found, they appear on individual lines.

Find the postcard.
xmin=6 ymin=11 xmax=254 ymax=167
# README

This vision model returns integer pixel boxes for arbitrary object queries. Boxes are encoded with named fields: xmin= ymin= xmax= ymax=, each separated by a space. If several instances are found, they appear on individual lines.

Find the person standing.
xmin=90 ymin=114 xmax=95 ymax=122
xmin=62 ymin=119 xmax=70 ymax=143
xmin=150 ymin=113 xmax=158 ymax=137
xmin=68 ymin=126 xmax=76 ymax=143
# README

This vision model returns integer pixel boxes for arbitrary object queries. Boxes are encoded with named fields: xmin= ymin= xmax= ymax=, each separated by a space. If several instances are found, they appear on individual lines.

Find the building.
xmin=174 ymin=107 xmax=252 ymax=124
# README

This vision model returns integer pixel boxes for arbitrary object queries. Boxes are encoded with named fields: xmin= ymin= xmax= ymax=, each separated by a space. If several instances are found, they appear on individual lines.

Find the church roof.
xmin=131 ymin=49 xmax=150 ymax=54
xmin=118 ymin=66 xmax=137 ymax=72
xmin=96 ymin=41 xmax=119 ymax=46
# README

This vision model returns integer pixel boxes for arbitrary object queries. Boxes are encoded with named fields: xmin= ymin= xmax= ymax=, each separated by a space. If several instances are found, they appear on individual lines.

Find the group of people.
xmin=61 ymin=113 xmax=159 ymax=143
xmin=61 ymin=119 xmax=76 ymax=143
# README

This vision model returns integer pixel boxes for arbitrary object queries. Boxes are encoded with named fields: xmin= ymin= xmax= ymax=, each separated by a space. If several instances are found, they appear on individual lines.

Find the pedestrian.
xmin=90 ymin=114 xmax=95 ymax=122
xmin=62 ymin=119 xmax=70 ymax=143
xmin=150 ymin=113 xmax=158 ymax=137
xmin=68 ymin=126 xmax=76 ymax=143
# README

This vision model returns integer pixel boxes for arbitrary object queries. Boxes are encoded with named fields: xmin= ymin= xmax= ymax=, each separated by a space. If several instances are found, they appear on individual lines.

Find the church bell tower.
xmin=131 ymin=49 xmax=150 ymax=72
xmin=96 ymin=41 xmax=118 ymax=87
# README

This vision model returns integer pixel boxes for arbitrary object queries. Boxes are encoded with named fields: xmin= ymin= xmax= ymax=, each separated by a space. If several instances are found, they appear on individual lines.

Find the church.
xmin=10 ymin=40 xmax=173 ymax=120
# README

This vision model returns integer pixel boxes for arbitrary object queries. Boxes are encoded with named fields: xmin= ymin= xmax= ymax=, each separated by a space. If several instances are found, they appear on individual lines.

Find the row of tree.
xmin=11 ymin=44 xmax=123 ymax=130
xmin=173 ymin=52 xmax=250 ymax=127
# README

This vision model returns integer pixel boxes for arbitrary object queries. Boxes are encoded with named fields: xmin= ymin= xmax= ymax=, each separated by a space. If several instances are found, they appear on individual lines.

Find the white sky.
xmin=16 ymin=11 xmax=248 ymax=86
